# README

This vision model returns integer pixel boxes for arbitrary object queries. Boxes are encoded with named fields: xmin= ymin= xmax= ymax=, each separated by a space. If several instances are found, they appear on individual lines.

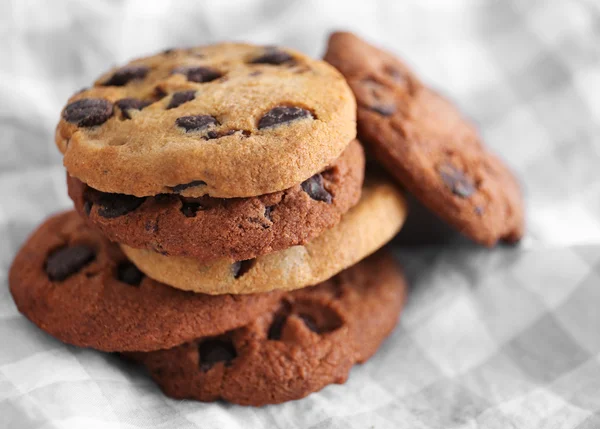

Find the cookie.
xmin=68 ymin=140 xmax=365 ymax=262
xmin=121 ymin=175 xmax=407 ymax=294
xmin=8 ymin=211 xmax=281 ymax=352
xmin=55 ymin=43 xmax=357 ymax=198
xmin=324 ymin=32 xmax=525 ymax=246
xmin=126 ymin=250 xmax=407 ymax=406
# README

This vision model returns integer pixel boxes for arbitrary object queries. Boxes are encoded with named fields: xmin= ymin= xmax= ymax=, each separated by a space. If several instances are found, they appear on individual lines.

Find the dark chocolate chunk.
xmin=45 ymin=245 xmax=96 ymax=281
xmin=170 ymin=180 xmax=207 ymax=193
xmin=301 ymin=174 xmax=332 ymax=203
xmin=359 ymin=79 xmax=396 ymax=116
xmin=232 ymin=259 xmax=255 ymax=279
xmin=258 ymin=106 xmax=313 ymax=129
xmin=173 ymin=66 xmax=221 ymax=83
xmin=299 ymin=314 xmax=319 ymax=333
xmin=267 ymin=313 xmax=287 ymax=340
xmin=167 ymin=90 xmax=196 ymax=109
xmin=176 ymin=115 xmax=218 ymax=132
xmin=264 ymin=205 xmax=274 ymax=222
xmin=83 ymin=200 xmax=92 ymax=216
xmin=251 ymin=48 xmax=293 ymax=65
xmin=115 ymin=98 xmax=151 ymax=119
xmin=117 ymin=261 xmax=144 ymax=286
xmin=96 ymin=193 xmax=146 ymax=218
xmin=63 ymin=98 xmax=114 ymax=127
xmin=199 ymin=340 xmax=237 ymax=371
xmin=439 ymin=163 xmax=476 ymax=198
xmin=102 ymin=65 xmax=150 ymax=86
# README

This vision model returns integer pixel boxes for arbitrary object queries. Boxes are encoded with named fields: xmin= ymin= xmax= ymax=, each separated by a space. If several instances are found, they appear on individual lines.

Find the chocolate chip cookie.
xmin=120 ymin=175 xmax=408 ymax=294
xmin=56 ymin=43 xmax=357 ymax=198
xmin=8 ymin=211 xmax=281 ymax=352
xmin=324 ymin=32 xmax=524 ymax=246
xmin=126 ymin=250 xmax=407 ymax=406
xmin=68 ymin=140 xmax=364 ymax=262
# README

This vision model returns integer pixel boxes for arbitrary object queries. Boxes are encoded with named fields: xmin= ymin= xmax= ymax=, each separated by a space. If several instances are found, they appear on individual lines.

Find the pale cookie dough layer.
xmin=121 ymin=176 xmax=407 ymax=294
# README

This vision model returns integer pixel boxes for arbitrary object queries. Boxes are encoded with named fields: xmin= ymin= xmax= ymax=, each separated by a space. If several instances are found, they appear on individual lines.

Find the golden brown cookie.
xmin=55 ymin=43 xmax=357 ymax=198
xmin=325 ymin=32 xmax=524 ymax=246
xmin=68 ymin=140 xmax=364 ymax=262
xmin=126 ymin=250 xmax=407 ymax=406
xmin=121 ymin=175 xmax=407 ymax=294
xmin=8 ymin=211 xmax=281 ymax=352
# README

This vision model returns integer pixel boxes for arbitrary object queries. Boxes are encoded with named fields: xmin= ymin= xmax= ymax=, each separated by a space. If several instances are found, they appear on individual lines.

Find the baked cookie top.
xmin=56 ymin=43 xmax=357 ymax=198
xmin=8 ymin=211 xmax=280 ymax=352
xmin=121 ymin=175 xmax=407 ymax=294
xmin=126 ymin=250 xmax=406 ymax=406
xmin=325 ymin=32 xmax=524 ymax=246
xmin=68 ymin=140 xmax=364 ymax=263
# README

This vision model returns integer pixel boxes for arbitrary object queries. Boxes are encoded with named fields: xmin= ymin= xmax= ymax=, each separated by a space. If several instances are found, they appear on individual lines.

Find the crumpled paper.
xmin=2 ymin=0 xmax=600 ymax=428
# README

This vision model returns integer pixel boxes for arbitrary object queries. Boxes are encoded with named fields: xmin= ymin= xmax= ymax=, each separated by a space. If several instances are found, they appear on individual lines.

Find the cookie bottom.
xmin=125 ymin=250 xmax=407 ymax=406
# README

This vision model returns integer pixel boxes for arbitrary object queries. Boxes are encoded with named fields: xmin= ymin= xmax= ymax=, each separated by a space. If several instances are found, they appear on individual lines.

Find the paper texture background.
xmin=1 ymin=0 xmax=600 ymax=427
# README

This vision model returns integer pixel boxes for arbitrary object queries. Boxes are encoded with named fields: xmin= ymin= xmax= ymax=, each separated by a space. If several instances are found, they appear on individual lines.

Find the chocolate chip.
xmin=45 ymin=245 xmax=96 ymax=281
xmin=264 ymin=205 xmax=274 ymax=222
xmin=198 ymin=339 xmax=237 ymax=371
xmin=115 ymin=98 xmax=151 ymax=119
xmin=117 ymin=261 xmax=144 ymax=286
xmin=358 ymin=79 xmax=396 ymax=116
xmin=170 ymin=180 xmax=207 ymax=193
xmin=299 ymin=314 xmax=319 ymax=333
xmin=251 ymin=48 xmax=293 ymax=65
xmin=439 ymin=163 xmax=476 ymax=198
xmin=167 ymin=90 xmax=196 ymax=109
xmin=153 ymin=86 xmax=168 ymax=101
xmin=301 ymin=174 xmax=332 ymax=203
xmin=176 ymin=115 xmax=218 ymax=132
xmin=205 ymin=129 xmax=234 ymax=140
xmin=232 ymin=259 xmax=254 ymax=279
xmin=63 ymin=98 xmax=114 ymax=127
xmin=83 ymin=200 xmax=92 ymax=216
xmin=173 ymin=66 xmax=221 ymax=83
xmin=385 ymin=66 xmax=406 ymax=82
xmin=180 ymin=202 xmax=204 ymax=217
xmin=267 ymin=313 xmax=287 ymax=340
xmin=258 ymin=106 xmax=313 ymax=129
xmin=370 ymin=104 xmax=396 ymax=116
xmin=102 ymin=65 xmax=150 ymax=86
xmin=96 ymin=192 xmax=146 ymax=218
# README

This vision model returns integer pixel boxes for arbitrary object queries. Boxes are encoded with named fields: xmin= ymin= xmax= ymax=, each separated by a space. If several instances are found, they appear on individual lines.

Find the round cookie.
xmin=68 ymin=140 xmax=365 ymax=262
xmin=121 ymin=175 xmax=407 ymax=294
xmin=8 ymin=211 xmax=281 ymax=352
xmin=56 ymin=43 xmax=357 ymax=198
xmin=324 ymin=32 xmax=525 ymax=247
xmin=125 ymin=250 xmax=407 ymax=406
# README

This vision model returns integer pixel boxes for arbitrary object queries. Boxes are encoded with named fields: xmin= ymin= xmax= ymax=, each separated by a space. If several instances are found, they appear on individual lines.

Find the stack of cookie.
xmin=9 ymin=41 xmax=412 ymax=405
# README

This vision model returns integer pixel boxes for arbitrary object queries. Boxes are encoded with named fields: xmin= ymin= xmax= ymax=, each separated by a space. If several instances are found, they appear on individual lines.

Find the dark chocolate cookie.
xmin=68 ymin=140 xmax=365 ymax=262
xmin=126 ymin=250 xmax=407 ymax=406
xmin=325 ymin=32 xmax=525 ymax=246
xmin=8 ymin=211 xmax=281 ymax=352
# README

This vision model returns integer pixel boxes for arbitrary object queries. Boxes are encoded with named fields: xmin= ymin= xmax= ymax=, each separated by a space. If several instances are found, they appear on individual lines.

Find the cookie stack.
xmin=10 ymin=41 xmax=412 ymax=405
